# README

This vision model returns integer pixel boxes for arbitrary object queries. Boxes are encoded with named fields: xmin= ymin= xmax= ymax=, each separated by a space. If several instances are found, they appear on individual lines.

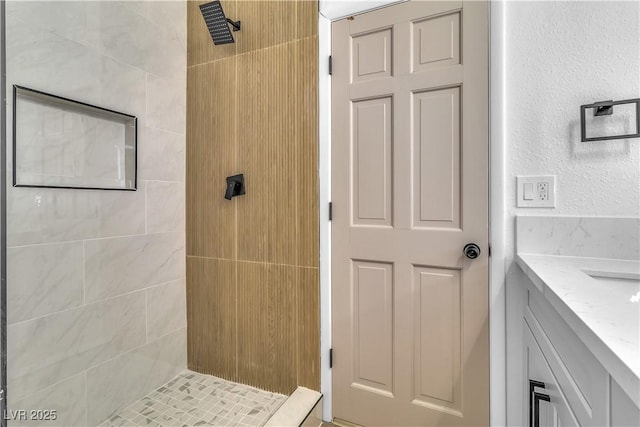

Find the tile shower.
xmin=5 ymin=1 xmax=188 ymax=425
xmin=3 ymin=1 xmax=320 ymax=426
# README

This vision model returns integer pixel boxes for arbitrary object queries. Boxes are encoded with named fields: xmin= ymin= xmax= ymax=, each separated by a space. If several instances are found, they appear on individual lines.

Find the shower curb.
xmin=263 ymin=387 xmax=322 ymax=427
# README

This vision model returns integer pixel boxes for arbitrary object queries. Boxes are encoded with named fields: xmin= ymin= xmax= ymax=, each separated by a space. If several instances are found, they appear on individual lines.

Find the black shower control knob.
xmin=463 ymin=243 xmax=481 ymax=260
xmin=225 ymin=174 xmax=245 ymax=200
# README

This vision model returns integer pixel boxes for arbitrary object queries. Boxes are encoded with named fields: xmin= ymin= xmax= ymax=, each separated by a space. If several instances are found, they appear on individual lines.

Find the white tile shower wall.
xmin=7 ymin=241 xmax=83 ymax=324
xmin=139 ymin=127 xmax=185 ymax=182
xmin=7 ymin=186 xmax=146 ymax=246
xmin=8 ymin=291 xmax=147 ymax=401
xmin=5 ymin=1 xmax=187 ymax=425
xmin=10 ymin=373 xmax=88 ymax=427
xmin=146 ymin=279 xmax=187 ymax=342
xmin=86 ymin=328 xmax=187 ymax=425
xmin=84 ymin=232 xmax=185 ymax=302
xmin=146 ymin=73 xmax=187 ymax=134
xmin=146 ymin=181 xmax=186 ymax=234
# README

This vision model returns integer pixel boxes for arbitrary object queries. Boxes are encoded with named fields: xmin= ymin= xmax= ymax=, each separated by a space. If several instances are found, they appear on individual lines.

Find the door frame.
xmin=317 ymin=1 xmax=507 ymax=424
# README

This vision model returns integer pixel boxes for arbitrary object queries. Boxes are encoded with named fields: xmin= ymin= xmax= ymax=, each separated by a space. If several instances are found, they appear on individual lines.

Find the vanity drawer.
xmin=526 ymin=286 xmax=608 ymax=426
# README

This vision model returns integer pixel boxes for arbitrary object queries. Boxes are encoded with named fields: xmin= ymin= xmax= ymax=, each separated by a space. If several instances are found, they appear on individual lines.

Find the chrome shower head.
xmin=199 ymin=1 xmax=241 ymax=45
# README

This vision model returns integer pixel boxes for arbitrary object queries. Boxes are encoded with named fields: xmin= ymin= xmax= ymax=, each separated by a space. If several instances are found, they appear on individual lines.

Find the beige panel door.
xmin=331 ymin=1 xmax=489 ymax=426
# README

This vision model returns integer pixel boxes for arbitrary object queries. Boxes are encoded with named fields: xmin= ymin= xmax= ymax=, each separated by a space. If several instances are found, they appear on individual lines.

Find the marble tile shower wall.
xmin=5 ymin=2 xmax=187 ymax=426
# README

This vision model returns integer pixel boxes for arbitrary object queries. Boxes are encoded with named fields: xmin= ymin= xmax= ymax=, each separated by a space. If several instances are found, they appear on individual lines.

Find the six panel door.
xmin=332 ymin=1 xmax=489 ymax=425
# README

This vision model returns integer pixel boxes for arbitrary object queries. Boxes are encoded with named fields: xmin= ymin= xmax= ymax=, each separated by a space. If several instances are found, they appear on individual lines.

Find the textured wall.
xmin=5 ymin=2 xmax=187 ymax=425
xmin=186 ymin=0 xmax=319 ymax=394
xmin=505 ymin=1 xmax=640 ymax=221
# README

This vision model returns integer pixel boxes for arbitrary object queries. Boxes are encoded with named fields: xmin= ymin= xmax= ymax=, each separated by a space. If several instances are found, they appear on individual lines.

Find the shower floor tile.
xmin=99 ymin=371 xmax=287 ymax=427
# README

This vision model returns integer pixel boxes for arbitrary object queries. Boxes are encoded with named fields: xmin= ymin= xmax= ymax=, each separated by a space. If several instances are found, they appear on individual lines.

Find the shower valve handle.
xmin=225 ymin=174 xmax=245 ymax=200
xmin=225 ymin=182 xmax=237 ymax=200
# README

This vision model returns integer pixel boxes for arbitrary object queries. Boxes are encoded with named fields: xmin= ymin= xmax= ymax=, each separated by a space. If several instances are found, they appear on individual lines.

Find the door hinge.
xmin=328 ymin=55 xmax=332 ymax=75
xmin=329 ymin=348 xmax=333 ymax=368
xmin=328 ymin=202 xmax=333 ymax=221
xmin=488 ymin=243 xmax=492 ymax=257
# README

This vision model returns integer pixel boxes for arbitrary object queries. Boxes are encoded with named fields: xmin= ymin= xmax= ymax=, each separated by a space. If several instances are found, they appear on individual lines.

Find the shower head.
xmin=199 ymin=1 xmax=241 ymax=45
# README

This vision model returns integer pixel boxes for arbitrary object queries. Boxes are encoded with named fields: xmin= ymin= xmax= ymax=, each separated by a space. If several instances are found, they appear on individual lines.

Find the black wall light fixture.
xmin=580 ymin=98 xmax=640 ymax=142
xmin=199 ymin=0 xmax=241 ymax=45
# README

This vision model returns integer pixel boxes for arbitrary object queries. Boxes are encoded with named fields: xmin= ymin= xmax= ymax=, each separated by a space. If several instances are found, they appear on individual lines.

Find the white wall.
xmin=5 ymin=2 xmax=186 ymax=425
xmin=505 ymin=1 xmax=640 ymax=223
xmin=504 ymin=2 xmax=640 ymax=424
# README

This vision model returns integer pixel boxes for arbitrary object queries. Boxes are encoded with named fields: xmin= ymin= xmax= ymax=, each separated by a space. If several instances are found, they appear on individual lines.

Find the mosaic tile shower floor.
xmin=99 ymin=371 xmax=287 ymax=427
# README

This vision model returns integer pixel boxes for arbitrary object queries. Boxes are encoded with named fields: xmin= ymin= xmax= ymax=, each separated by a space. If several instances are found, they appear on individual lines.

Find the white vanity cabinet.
xmin=513 ymin=216 xmax=640 ymax=427
xmin=522 ymin=280 xmax=640 ymax=427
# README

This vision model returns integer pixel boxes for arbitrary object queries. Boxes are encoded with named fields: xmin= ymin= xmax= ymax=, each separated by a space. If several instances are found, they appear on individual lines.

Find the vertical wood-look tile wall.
xmin=186 ymin=0 xmax=319 ymax=394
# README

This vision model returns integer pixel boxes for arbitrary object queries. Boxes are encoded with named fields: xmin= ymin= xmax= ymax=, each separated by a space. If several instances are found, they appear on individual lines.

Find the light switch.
xmin=523 ymin=183 xmax=535 ymax=200
xmin=517 ymin=176 xmax=556 ymax=207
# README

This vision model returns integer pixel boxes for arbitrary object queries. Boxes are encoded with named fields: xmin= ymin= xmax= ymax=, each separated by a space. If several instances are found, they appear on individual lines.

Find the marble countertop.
xmin=516 ymin=253 xmax=640 ymax=402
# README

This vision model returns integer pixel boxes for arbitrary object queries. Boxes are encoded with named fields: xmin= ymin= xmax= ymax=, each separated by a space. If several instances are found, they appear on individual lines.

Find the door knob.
xmin=463 ymin=243 xmax=481 ymax=259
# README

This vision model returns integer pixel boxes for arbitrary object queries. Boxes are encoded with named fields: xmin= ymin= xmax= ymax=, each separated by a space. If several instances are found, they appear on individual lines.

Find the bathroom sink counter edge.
xmin=516 ymin=253 xmax=640 ymax=404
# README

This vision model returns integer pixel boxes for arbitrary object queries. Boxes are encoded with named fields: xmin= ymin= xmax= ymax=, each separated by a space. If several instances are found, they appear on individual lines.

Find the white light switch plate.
xmin=517 ymin=176 xmax=556 ymax=207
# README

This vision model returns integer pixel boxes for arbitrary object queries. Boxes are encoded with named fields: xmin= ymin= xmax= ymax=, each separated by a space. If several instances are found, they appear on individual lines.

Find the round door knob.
xmin=463 ymin=243 xmax=481 ymax=260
